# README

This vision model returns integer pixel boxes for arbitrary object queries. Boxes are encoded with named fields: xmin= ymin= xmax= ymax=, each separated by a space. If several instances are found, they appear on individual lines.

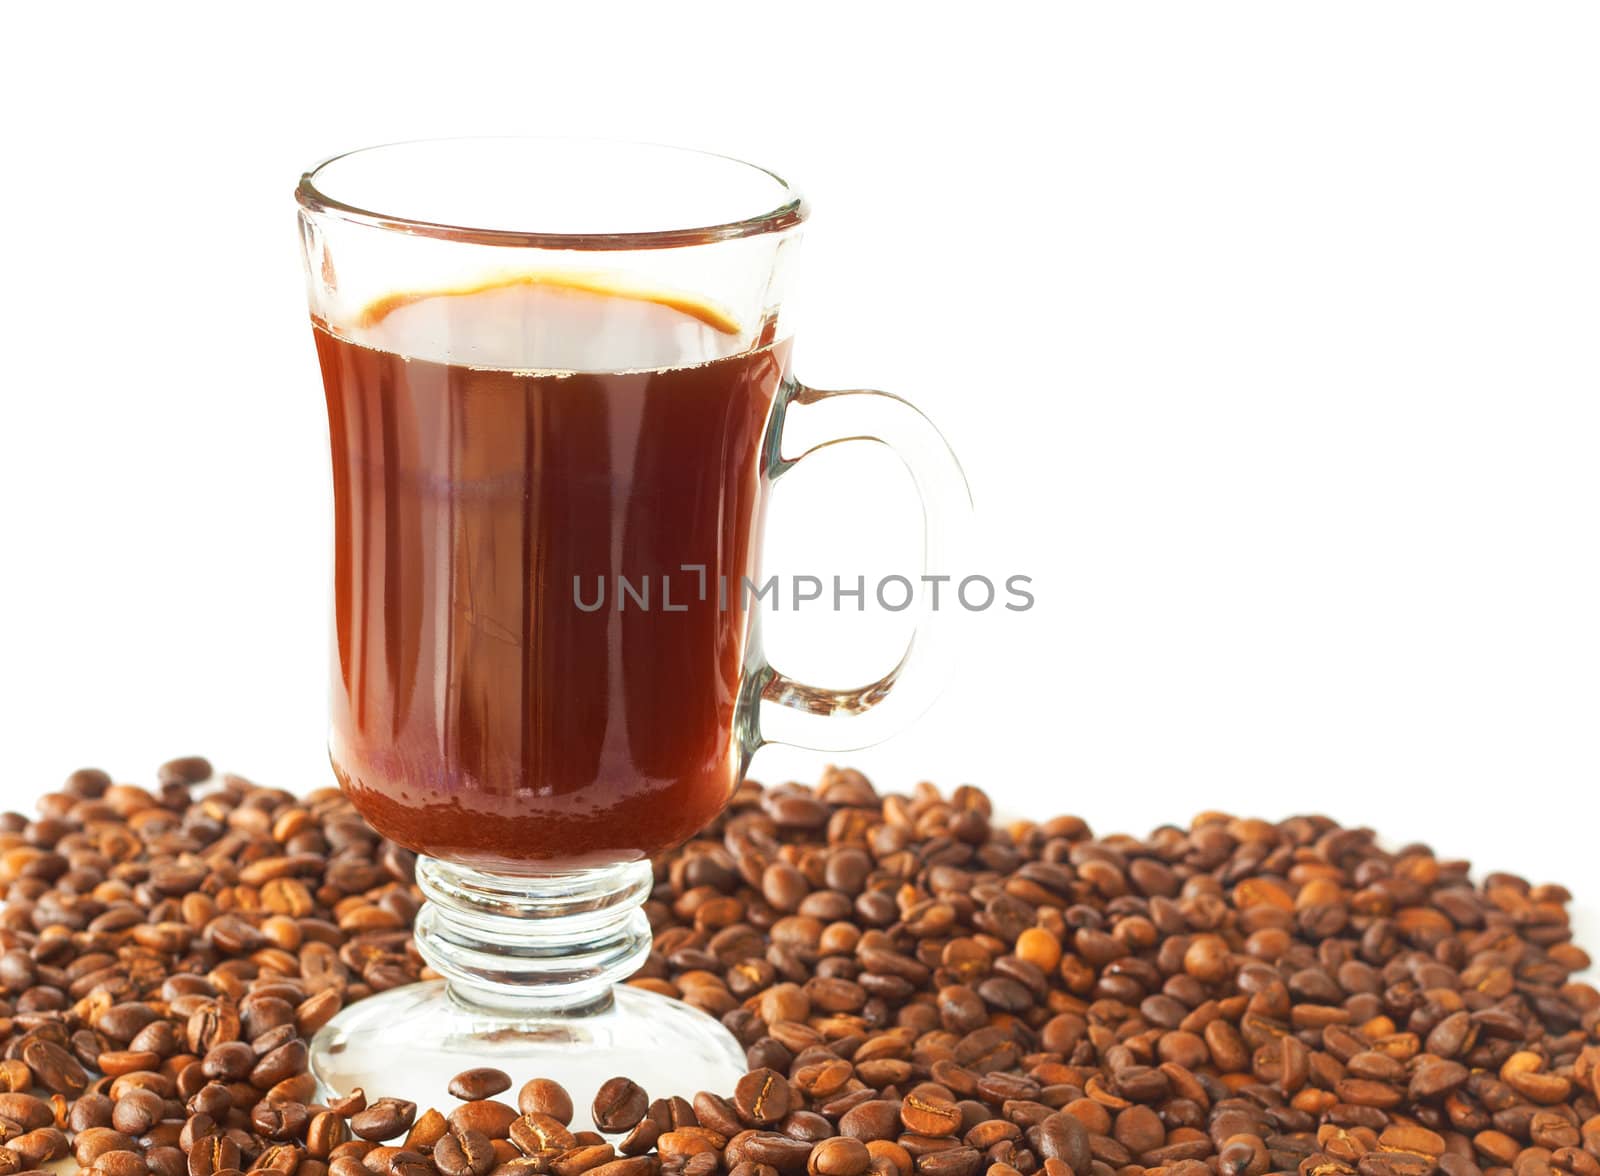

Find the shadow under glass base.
xmin=308 ymin=856 xmax=745 ymax=1128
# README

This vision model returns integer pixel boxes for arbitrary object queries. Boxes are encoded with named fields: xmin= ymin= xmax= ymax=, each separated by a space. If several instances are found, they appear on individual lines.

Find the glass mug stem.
xmin=413 ymin=859 xmax=654 ymax=1015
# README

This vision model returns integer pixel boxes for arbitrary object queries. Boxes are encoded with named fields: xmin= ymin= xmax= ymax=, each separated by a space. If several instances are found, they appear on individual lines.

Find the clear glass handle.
xmin=751 ymin=379 xmax=974 ymax=752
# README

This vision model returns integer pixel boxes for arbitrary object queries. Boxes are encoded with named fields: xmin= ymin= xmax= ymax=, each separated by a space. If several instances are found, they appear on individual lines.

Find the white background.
xmin=1 ymin=4 xmax=1596 ymax=951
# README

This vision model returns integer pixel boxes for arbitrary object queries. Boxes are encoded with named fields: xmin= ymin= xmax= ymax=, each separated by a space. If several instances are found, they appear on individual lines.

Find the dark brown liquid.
xmin=314 ymin=279 xmax=787 ymax=871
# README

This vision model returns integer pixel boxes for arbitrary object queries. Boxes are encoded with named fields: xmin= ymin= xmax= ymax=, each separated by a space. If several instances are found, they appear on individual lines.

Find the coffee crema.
xmin=315 ymin=274 xmax=788 ymax=870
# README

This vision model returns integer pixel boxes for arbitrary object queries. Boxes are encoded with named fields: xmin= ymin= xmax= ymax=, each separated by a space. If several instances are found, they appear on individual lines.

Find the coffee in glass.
xmin=317 ymin=277 xmax=788 ymax=871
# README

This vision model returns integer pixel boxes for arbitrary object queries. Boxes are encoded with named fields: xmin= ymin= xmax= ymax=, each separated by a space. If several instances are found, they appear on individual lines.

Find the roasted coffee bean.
xmin=488 ymin=1161 xmax=546 ymax=1176
xmin=839 ymin=1102 xmax=902 ymax=1142
xmin=809 ymin=1138 xmax=871 ymax=1176
xmin=390 ymin=1150 xmax=435 ymax=1176
xmin=693 ymin=1093 xmax=743 ymax=1139
xmin=779 ymin=1112 xmax=831 ymax=1144
xmin=187 ymin=1083 xmax=231 ymax=1120
xmin=0 ymin=1061 xmax=29 ymax=1096
xmin=202 ymin=1042 xmax=254 ymax=1082
xmin=147 ymin=1147 xmax=185 ymax=1176
xmin=901 ymin=1096 xmax=963 ymax=1137
xmin=914 ymin=1148 xmax=980 ymax=1176
xmin=734 ymin=1070 xmax=794 ymax=1126
xmin=727 ymin=1130 xmax=815 ymax=1172
xmin=1358 ymin=1153 xmax=1436 ymax=1176
xmin=450 ymin=1070 xmax=513 ymax=1102
xmin=509 ymin=1112 xmax=576 ymax=1154
xmin=1217 ymin=1135 xmax=1267 ymax=1176
xmin=593 ymin=1079 xmax=650 ymax=1135
xmin=519 ymin=1080 xmax=575 ymax=1126
xmin=72 ymin=1091 xmax=117 ymax=1133
xmin=352 ymin=1099 xmax=418 ymax=1142
xmin=255 ymin=1143 xmax=306 ymax=1174
xmin=99 ymin=1151 xmax=151 ymax=1176
xmin=5 ymin=1127 xmax=62 ymax=1167
xmin=177 ymin=1115 xmax=218 ymax=1154
xmin=1036 ymin=1115 xmax=1091 ymax=1176
xmin=586 ymin=1161 xmax=655 ymax=1176
xmin=640 ymin=1091 xmax=703 ymax=1139
xmin=251 ymin=1040 xmax=309 ymax=1089
xmin=254 ymin=1102 xmax=312 ymax=1141
xmin=449 ymin=1100 xmax=519 ymax=1139
xmin=435 ymin=1127 xmax=497 ymax=1176
xmin=308 ymin=1111 xmax=350 ymax=1158
xmin=158 ymin=756 xmax=213 ymax=785
xmin=22 ymin=1038 xmax=87 ymax=1093
xmin=1112 ymin=1105 xmax=1164 ymax=1155
xmin=659 ymin=1127 xmax=725 ymax=1158
xmin=617 ymin=1117 xmax=661 ymax=1157
xmin=550 ymin=1144 xmax=616 ymax=1176
xmin=406 ymin=1109 xmax=450 ymax=1153
xmin=1411 ymin=1061 xmax=1470 ymax=1101
xmin=328 ymin=1089 xmax=368 ymax=1118
xmin=186 ymin=1133 xmax=241 ymax=1176
xmin=111 ymin=1088 xmax=165 ymax=1136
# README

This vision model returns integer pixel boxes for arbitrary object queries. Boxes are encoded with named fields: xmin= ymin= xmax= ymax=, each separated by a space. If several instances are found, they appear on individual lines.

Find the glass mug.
xmin=296 ymin=138 xmax=971 ymax=1111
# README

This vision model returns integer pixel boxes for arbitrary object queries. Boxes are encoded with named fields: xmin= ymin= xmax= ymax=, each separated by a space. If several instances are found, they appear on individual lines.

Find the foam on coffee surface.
xmin=336 ymin=272 xmax=746 ymax=373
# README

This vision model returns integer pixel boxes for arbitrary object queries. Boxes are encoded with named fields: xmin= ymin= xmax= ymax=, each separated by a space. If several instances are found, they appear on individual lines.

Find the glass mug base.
xmin=308 ymin=982 xmax=746 ymax=1130
xmin=307 ymin=857 xmax=746 ymax=1125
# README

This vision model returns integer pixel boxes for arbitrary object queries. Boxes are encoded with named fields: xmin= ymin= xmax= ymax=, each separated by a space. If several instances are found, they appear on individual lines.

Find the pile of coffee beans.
xmin=0 ymin=760 xmax=1596 ymax=1176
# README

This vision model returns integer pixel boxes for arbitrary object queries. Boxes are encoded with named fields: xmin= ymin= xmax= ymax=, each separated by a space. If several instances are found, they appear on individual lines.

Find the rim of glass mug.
xmin=296 ymin=136 xmax=809 ymax=250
